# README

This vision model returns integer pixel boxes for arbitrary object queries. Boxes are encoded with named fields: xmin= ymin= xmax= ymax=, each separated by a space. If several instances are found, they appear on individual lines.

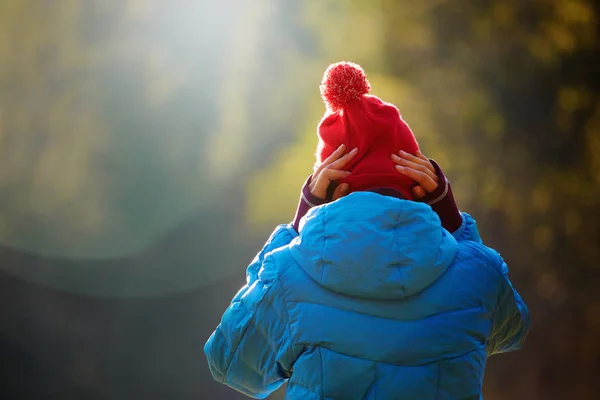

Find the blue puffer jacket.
xmin=205 ymin=192 xmax=530 ymax=399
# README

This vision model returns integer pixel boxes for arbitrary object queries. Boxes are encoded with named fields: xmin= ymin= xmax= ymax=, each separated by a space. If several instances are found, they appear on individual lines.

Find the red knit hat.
xmin=316 ymin=61 xmax=420 ymax=200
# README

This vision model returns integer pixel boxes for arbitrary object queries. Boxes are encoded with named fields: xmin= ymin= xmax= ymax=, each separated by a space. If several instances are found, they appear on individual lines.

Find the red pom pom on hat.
xmin=320 ymin=62 xmax=371 ymax=112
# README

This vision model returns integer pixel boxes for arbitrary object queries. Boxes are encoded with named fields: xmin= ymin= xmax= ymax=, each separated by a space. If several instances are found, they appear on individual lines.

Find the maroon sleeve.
xmin=292 ymin=175 xmax=327 ymax=232
xmin=418 ymin=160 xmax=463 ymax=233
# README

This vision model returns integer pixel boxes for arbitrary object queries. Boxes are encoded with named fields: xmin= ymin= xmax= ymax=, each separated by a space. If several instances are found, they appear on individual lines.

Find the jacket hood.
xmin=289 ymin=192 xmax=458 ymax=300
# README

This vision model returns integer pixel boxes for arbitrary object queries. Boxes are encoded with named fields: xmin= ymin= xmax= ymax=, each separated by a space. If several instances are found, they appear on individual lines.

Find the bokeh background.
xmin=0 ymin=0 xmax=599 ymax=399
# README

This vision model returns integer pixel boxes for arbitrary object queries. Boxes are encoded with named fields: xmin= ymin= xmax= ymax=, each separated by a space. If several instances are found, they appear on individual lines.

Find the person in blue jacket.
xmin=204 ymin=62 xmax=530 ymax=399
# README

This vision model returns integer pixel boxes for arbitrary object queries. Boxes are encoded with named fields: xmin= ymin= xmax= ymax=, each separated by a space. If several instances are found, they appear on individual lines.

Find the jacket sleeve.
xmin=487 ymin=254 xmax=531 ymax=355
xmin=204 ymin=225 xmax=299 ymax=398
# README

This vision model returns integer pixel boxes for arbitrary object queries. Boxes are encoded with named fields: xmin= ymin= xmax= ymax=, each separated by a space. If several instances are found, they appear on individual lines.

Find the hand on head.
xmin=309 ymin=144 xmax=357 ymax=200
xmin=391 ymin=150 xmax=439 ymax=199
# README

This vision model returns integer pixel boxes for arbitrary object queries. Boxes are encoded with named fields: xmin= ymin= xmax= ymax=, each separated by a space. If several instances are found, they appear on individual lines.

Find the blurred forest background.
xmin=0 ymin=0 xmax=599 ymax=399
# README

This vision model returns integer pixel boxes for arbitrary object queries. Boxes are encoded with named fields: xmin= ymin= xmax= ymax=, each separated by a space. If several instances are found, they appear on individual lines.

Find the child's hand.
xmin=309 ymin=144 xmax=358 ymax=200
xmin=391 ymin=150 xmax=439 ymax=199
